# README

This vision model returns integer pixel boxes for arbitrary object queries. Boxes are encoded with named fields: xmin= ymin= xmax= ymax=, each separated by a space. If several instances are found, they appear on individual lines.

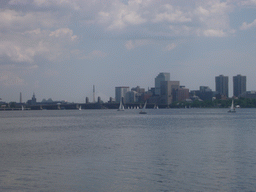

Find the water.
xmin=1 ymin=108 xmax=256 ymax=191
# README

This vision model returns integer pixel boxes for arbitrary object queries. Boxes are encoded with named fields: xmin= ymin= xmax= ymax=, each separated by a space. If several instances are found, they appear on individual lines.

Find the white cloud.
xmin=240 ymin=19 xmax=256 ymax=30
xmin=9 ymin=0 xmax=80 ymax=10
xmin=193 ymin=1 xmax=234 ymax=37
xmin=49 ymin=28 xmax=77 ymax=41
xmin=153 ymin=4 xmax=191 ymax=23
xmin=0 ymin=41 xmax=35 ymax=63
xmin=0 ymin=64 xmax=38 ymax=86
xmin=99 ymin=6 xmax=147 ymax=30
xmin=203 ymin=29 xmax=226 ymax=37
xmin=125 ymin=40 xmax=150 ymax=50
xmin=0 ymin=9 xmax=61 ymax=31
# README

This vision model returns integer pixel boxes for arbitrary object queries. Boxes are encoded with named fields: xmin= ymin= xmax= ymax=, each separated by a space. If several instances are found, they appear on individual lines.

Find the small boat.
xmin=228 ymin=99 xmax=236 ymax=113
xmin=79 ymin=106 xmax=82 ymax=110
xmin=118 ymin=100 xmax=124 ymax=111
xmin=139 ymin=101 xmax=147 ymax=114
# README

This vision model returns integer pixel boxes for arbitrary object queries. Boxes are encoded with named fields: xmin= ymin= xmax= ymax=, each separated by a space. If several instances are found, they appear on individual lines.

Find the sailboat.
xmin=78 ymin=105 xmax=82 ymax=110
xmin=228 ymin=99 xmax=236 ymax=113
xmin=118 ymin=100 xmax=124 ymax=111
xmin=21 ymin=105 xmax=24 ymax=111
xmin=139 ymin=101 xmax=147 ymax=114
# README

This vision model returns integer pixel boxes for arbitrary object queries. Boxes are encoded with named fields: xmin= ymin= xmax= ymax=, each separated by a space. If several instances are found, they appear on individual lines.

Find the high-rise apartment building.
xmin=155 ymin=72 xmax=170 ymax=95
xmin=215 ymin=75 xmax=229 ymax=98
xmin=115 ymin=86 xmax=129 ymax=103
xmin=233 ymin=74 xmax=246 ymax=97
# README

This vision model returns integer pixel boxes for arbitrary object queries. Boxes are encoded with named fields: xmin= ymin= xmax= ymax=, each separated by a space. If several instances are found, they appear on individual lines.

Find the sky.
xmin=0 ymin=0 xmax=256 ymax=103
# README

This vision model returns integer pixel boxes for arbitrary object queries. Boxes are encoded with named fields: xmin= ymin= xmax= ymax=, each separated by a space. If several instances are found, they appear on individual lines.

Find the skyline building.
xmin=233 ymin=74 xmax=246 ymax=97
xmin=20 ymin=92 xmax=22 ymax=103
xmin=174 ymin=86 xmax=190 ymax=102
xmin=115 ymin=86 xmax=129 ymax=103
xmin=155 ymin=72 xmax=170 ymax=96
xmin=215 ymin=75 xmax=229 ymax=98
xmin=160 ymin=81 xmax=180 ymax=105
xmin=125 ymin=91 xmax=138 ymax=103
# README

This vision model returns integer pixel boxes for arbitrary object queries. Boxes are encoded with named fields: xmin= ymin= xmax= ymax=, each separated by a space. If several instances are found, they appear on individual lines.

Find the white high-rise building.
xmin=155 ymin=72 xmax=170 ymax=95
xmin=115 ymin=86 xmax=129 ymax=103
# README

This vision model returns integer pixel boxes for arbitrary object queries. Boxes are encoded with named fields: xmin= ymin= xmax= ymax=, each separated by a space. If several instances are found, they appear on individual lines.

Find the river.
xmin=1 ymin=108 xmax=256 ymax=191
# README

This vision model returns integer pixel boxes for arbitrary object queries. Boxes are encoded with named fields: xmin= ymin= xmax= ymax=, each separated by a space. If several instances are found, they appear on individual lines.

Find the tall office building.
xmin=233 ymin=74 xmax=246 ymax=97
xmin=115 ymin=86 xmax=129 ymax=103
xmin=215 ymin=75 xmax=229 ymax=98
xmin=155 ymin=72 xmax=170 ymax=95
xmin=160 ymin=81 xmax=180 ymax=105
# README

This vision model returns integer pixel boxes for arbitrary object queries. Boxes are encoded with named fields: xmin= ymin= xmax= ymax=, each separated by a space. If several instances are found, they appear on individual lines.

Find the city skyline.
xmin=3 ymin=73 xmax=249 ymax=104
xmin=1 ymin=1 xmax=256 ymax=102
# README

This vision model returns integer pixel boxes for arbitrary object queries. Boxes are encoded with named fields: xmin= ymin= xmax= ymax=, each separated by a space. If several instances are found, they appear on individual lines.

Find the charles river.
xmin=1 ymin=108 xmax=256 ymax=192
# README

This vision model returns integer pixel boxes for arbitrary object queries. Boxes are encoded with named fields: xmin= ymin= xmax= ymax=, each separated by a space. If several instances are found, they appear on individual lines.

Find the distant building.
xmin=131 ymin=86 xmax=145 ymax=102
xmin=239 ymin=91 xmax=256 ymax=99
xmin=131 ymin=86 xmax=145 ymax=93
xmin=215 ymin=75 xmax=229 ymax=98
xmin=174 ymin=86 xmax=189 ymax=102
xmin=155 ymin=72 xmax=170 ymax=95
xmin=115 ymin=86 xmax=129 ymax=103
xmin=20 ymin=92 xmax=22 ymax=103
xmin=159 ymin=81 xmax=180 ymax=105
xmin=27 ymin=93 xmax=37 ymax=105
xmin=233 ymin=74 xmax=246 ymax=97
xmin=190 ymin=86 xmax=215 ymax=101
xmin=125 ymin=91 xmax=137 ymax=103
xmin=200 ymin=86 xmax=213 ymax=101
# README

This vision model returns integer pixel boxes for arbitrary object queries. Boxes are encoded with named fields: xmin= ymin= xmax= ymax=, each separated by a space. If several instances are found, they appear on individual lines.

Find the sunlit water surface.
xmin=1 ymin=108 xmax=256 ymax=191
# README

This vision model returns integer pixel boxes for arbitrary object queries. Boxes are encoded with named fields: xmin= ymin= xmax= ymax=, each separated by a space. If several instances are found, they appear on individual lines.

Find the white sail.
xmin=139 ymin=101 xmax=147 ymax=114
xmin=118 ymin=100 xmax=124 ymax=111
xmin=228 ymin=99 xmax=236 ymax=113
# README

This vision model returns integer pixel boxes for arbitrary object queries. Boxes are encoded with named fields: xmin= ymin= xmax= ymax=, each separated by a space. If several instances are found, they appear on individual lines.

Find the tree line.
xmin=170 ymin=98 xmax=256 ymax=108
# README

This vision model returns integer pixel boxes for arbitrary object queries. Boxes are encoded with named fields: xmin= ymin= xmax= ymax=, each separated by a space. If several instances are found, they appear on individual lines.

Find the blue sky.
xmin=0 ymin=0 xmax=256 ymax=102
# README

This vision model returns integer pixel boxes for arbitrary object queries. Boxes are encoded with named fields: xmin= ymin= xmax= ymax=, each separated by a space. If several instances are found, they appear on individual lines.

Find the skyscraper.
xmin=233 ymin=74 xmax=246 ymax=97
xmin=159 ymin=81 xmax=180 ymax=105
xmin=215 ymin=75 xmax=229 ymax=98
xmin=115 ymin=86 xmax=129 ymax=103
xmin=155 ymin=72 xmax=170 ymax=95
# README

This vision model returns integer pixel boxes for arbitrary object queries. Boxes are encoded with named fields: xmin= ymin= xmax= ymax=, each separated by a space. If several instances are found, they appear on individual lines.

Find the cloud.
xmin=0 ymin=64 xmax=38 ymax=86
xmin=239 ymin=0 xmax=256 ymax=6
xmin=49 ymin=28 xmax=77 ymax=41
xmin=164 ymin=43 xmax=177 ymax=51
xmin=0 ymin=9 xmax=62 ymax=32
xmin=240 ymin=19 xmax=256 ymax=30
xmin=153 ymin=4 xmax=191 ymax=23
xmin=9 ymin=0 xmax=80 ymax=10
xmin=203 ymin=29 xmax=226 ymax=37
xmin=193 ymin=1 xmax=234 ymax=36
xmin=125 ymin=40 xmax=150 ymax=50
xmin=169 ymin=25 xmax=193 ymax=36
xmin=98 ymin=6 xmax=147 ymax=30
